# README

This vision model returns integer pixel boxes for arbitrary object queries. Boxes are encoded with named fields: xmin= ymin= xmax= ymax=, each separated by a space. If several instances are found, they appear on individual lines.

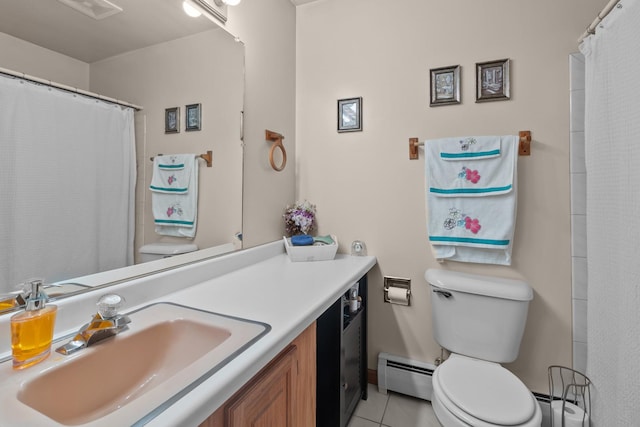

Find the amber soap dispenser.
xmin=11 ymin=279 xmax=57 ymax=369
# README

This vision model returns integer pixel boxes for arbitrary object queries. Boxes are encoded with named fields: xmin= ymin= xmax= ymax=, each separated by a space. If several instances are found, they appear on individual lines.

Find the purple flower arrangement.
xmin=283 ymin=200 xmax=317 ymax=236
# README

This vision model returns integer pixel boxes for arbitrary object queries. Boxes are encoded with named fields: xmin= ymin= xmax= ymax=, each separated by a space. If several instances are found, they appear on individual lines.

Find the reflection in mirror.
xmin=0 ymin=0 xmax=244 ymax=312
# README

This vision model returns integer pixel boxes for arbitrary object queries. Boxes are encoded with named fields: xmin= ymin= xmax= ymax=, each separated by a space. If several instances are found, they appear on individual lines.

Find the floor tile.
xmin=354 ymin=383 xmax=389 ymax=423
xmin=347 ymin=416 xmax=381 ymax=427
xmin=381 ymin=392 xmax=440 ymax=427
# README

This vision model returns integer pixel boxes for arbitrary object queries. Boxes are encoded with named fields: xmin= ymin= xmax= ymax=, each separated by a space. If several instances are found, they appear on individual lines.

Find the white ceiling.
xmin=0 ymin=0 xmax=218 ymax=63
xmin=290 ymin=0 xmax=320 ymax=5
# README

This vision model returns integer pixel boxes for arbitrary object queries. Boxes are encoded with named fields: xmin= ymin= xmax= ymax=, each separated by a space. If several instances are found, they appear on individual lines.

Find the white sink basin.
xmin=2 ymin=302 xmax=269 ymax=426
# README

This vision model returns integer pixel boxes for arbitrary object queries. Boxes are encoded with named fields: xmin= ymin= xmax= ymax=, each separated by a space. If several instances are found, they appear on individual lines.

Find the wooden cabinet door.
xmin=225 ymin=345 xmax=298 ymax=427
xmin=199 ymin=322 xmax=315 ymax=427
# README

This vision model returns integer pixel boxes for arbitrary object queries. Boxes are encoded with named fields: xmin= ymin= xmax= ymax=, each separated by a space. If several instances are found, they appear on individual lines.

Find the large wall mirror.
xmin=0 ymin=0 xmax=244 ymax=311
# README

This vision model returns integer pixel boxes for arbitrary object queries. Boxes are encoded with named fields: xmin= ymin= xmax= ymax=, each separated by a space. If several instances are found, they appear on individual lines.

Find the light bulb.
xmin=223 ymin=0 xmax=241 ymax=5
xmin=182 ymin=1 xmax=202 ymax=17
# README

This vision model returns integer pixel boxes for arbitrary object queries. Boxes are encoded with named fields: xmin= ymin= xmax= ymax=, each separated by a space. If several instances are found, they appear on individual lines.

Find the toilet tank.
xmin=138 ymin=243 xmax=198 ymax=263
xmin=425 ymin=269 xmax=533 ymax=364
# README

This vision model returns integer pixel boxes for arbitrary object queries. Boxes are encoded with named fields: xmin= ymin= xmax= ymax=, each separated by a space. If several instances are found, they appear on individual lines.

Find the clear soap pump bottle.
xmin=11 ymin=279 xmax=57 ymax=370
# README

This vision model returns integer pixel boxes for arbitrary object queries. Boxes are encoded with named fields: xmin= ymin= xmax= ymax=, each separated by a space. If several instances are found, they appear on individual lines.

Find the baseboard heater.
xmin=377 ymin=353 xmax=436 ymax=401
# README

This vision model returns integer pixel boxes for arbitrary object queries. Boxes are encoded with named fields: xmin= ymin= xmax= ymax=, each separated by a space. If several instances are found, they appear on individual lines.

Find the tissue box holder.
xmin=283 ymin=235 xmax=338 ymax=262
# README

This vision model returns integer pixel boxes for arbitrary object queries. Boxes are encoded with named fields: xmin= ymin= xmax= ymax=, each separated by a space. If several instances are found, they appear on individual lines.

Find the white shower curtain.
xmin=0 ymin=76 xmax=136 ymax=293
xmin=580 ymin=0 xmax=640 ymax=424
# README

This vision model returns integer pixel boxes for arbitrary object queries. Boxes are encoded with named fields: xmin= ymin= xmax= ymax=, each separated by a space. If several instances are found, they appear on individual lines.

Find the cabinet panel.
xmin=200 ymin=322 xmax=316 ymax=427
xmin=343 ymin=311 xmax=362 ymax=419
xmin=226 ymin=345 xmax=297 ymax=426
xmin=316 ymin=275 xmax=368 ymax=427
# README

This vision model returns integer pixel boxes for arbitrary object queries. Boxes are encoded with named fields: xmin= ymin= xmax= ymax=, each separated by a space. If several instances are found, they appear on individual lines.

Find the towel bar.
xmin=149 ymin=151 xmax=213 ymax=167
xmin=409 ymin=131 xmax=531 ymax=159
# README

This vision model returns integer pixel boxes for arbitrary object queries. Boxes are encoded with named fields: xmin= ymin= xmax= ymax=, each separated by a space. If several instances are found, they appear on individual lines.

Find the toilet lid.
xmin=437 ymin=356 xmax=536 ymax=425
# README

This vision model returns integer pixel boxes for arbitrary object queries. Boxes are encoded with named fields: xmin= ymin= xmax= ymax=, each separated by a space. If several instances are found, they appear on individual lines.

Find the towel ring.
xmin=266 ymin=130 xmax=287 ymax=172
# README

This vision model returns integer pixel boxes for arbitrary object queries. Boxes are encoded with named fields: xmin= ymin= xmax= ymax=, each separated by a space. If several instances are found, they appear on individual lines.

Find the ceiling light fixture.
xmin=213 ymin=0 xmax=242 ymax=6
xmin=185 ymin=0 xmax=233 ymax=24
xmin=182 ymin=0 xmax=202 ymax=17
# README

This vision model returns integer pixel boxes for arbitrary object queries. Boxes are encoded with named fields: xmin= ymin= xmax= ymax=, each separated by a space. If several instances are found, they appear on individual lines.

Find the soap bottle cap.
xmin=24 ymin=279 xmax=47 ymax=311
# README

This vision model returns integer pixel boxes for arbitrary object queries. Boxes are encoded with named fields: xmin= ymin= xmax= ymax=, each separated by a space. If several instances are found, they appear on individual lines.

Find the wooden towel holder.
xmin=409 ymin=131 xmax=532 ymax=160
xmin=149 ymin=151 xmax=213 ymax=167
xmin=266 ymin=129 xmax=287 ymax=172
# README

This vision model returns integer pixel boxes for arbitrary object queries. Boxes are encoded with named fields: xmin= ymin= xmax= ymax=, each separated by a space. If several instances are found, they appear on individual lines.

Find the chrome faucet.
xmin=56 ymin=294 xmax=131 ymax=356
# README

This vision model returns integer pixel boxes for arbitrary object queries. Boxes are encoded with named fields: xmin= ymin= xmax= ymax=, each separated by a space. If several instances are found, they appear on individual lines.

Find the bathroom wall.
xmin=296 ymin=0 xmax=604 ymax=393
xmin=0 ymin=32 xmax=89 ymax=89
xmin=227 ymin=0 xmax=297 ymax=248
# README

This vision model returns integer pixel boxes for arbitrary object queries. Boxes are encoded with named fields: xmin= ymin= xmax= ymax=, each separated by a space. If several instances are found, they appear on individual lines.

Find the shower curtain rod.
xmin=578 ymin=0 xmax=621 ymax=42
xmin=0 ymin=66 xmax=143 ymax=111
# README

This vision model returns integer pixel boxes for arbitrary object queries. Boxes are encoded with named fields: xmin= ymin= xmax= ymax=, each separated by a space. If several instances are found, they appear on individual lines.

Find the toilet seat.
xmin=432 ymin=354 xmax=541 ymax=427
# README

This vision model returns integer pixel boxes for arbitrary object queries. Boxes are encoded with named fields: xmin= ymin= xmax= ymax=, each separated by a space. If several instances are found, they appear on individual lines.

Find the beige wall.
xmin=0 ymin=32 xmax=89 ymax=89
xmin=296 ymin=0 xmax=604 ymax=393
xmin=227 ymin=0 xmax=297 ymax=248
xmin=89 ymin=29 xmax=244 ymax=257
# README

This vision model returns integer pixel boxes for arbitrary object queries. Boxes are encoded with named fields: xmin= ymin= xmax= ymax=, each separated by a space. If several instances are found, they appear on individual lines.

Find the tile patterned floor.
xmin=347 ymin=384 xmax=442 ymax=427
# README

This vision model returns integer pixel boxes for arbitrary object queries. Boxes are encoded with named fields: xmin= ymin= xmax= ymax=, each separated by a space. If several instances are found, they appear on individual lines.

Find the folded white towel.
xmin=438 ymin=135 xmax=501 ymax=160
xmin=427 ymin=135 xmax=515 ymax=197
xmin=150 ymin=154 xmax=194 ymax=194
xmin=425 ymin=135 xmax=518 ymax=265
xmin=152 ymin=154 xmax=199 ymax=238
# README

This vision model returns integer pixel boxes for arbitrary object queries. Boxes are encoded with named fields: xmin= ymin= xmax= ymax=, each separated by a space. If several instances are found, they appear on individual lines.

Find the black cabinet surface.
xmin=316 ymin=275 xmax=368 ymax=427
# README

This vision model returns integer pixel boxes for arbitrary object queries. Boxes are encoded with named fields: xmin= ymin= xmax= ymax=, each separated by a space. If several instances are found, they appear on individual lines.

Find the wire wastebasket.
xmin=548 ymin=365 xmax=592 ymax=427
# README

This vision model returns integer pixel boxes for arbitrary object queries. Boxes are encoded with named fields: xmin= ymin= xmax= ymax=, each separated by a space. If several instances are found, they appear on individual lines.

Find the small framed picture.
xmin=430 ymin=65 xmax=461 ymax=106
xmin=476 ymin=59 xmax=510 ymax=103
xmin=337 ymin=97 xmax=362 ymax=133
xmin=185 ymin=103 xmax=201 ymax=132
xmin=165 ymin=107 xmax=179 ymax=133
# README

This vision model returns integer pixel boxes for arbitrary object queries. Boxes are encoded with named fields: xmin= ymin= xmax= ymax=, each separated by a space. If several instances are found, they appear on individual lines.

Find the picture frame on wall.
xmin=165 ymin=107 xmax=179 ymax=133
xmin=430 ymin=65 xmax=461 ymax=106
xmin=337 ymin=97 xmax=362 ymax=132
xmin=185 ymin=103 xmax=202 ymax=132
xmin=476 ymin=58 xmax=510 ymax=102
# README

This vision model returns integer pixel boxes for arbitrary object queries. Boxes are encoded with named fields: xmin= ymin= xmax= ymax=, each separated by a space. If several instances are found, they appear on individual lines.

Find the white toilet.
xmin=138 ymin=242 xmax=198 ymax=263
xmin=425 ymin=269 xmax=542 ymax=427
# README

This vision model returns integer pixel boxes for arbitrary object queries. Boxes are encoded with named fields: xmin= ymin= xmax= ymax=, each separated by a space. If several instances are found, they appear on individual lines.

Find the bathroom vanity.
xmin=201 ymin=275 xmax=369 ymax=427
xmin=0 ymin=241 xmax=376 ymax=426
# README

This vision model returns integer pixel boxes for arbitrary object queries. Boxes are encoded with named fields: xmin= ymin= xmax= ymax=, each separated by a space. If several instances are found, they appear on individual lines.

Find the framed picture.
xmin=337 ymin=97 xmax=362 ymax=132
xmin=185 ymin=103 xmax=201 ymax=131
xmin=430 ymin=65 xmax=461 ymax=106
xmin=165 ymin=107 xmax=179 ymax=133
xmin=476 ymin=59 xmax=510 ymax=102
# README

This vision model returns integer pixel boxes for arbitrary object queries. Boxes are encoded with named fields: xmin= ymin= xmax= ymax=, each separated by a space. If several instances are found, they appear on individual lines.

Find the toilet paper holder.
xmin=384 ymin=276 xmax=411 ymax=306
xmin=548 ymin=365 xmax=592 ymax=427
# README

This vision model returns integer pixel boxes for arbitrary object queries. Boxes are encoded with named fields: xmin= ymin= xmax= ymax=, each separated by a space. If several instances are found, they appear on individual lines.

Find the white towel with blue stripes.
xmin=150 ymin=154 xmax=193 ymax=194
xmin=425 ymin=135 xmax=518 ymax=265
xmin=150 ymin=154 xmax=199 ymax=238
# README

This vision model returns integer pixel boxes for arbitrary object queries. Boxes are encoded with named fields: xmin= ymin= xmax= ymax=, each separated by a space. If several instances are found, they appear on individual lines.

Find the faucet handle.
xmin=96 ymin=294 xmax=125 ymax=319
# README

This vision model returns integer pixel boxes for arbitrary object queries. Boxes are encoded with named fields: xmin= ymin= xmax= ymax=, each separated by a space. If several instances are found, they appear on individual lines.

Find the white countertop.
xmin=0 ymin=241 xmax=376 ymax=426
